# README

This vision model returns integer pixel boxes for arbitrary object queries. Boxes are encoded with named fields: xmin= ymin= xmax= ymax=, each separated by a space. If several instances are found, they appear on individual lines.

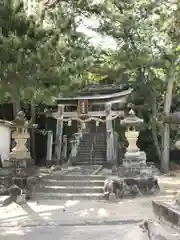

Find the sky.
xmin=24 ymin=0 xmax=117 ymax=50
xmin=77 ymin=17 xmax=117 ymax=50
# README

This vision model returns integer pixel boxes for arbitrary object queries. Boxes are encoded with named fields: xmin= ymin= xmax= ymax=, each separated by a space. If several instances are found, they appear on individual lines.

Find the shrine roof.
xmin=78 ymin=84 xmax=130 ymax=95
xmin=56 ymin=86 xmax=132 ymax=104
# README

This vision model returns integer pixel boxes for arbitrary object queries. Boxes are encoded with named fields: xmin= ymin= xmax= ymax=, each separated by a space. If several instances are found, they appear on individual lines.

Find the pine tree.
xmin=0 ymin=0 xmax=97 ymax=108
xmin=78 ymin=0 xmax=180 ymax=172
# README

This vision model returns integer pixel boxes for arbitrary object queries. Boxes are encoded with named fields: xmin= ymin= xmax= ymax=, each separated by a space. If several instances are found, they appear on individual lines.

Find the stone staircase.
xmin=73 ymin=122 xmax=107 ymax=166
xmin=35 ymin=173 xmax=106 ymax=200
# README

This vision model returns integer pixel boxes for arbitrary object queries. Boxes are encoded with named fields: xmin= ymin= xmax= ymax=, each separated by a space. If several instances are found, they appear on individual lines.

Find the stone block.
xmin=16 ymin=194 xmax=26 ymax=205
xmin=0 ymin=195 xmax=12 ymax=206
xmin=109 ymin=193 xmax=116 ymax=202
xmin=152 ymin=200 xmax=180 ymax=227
xmin=12 ymin=159 xmax=28 ymax=168
xmin=124 ymin=151 xmax=146 ymax=162
xmin=26 ymin=188 xmax=36 ymax=200
xmin=3 ymin=160 xmax=14 ymax=168
xmin=10 ymin=151 xmax=31 ymax=161
xmin=139 ymin=220 xmax=177 ymax=240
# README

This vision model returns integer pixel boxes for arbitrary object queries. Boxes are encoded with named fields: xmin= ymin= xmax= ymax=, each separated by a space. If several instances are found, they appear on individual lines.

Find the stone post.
xmin=105 ymin=103 xmax=114 ymax=164
xmin=62 ymin=135 xmax=68 ymax=161
xmin=46 ymin=130 xmax=53 ymax=164
xmin=70 ymin=140 xmax=77 ymax=158
xmin=54 ymin=104 xmax=64 ymax=164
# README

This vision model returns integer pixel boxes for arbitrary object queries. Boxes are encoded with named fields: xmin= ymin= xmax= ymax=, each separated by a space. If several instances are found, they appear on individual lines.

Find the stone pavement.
xmin=0 ymin=194 xmax=177 ymax=239
xmin=0 ymin=172 xmax=180 ymax=239
xmin=0 ymin=224 xmax=151 ymax=240
xmin=0 ymin=198 xmax=155 ymax=228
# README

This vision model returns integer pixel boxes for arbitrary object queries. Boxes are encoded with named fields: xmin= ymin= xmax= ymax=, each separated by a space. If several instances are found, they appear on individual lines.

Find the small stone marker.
xmin=16 ymin=194 xmax=26 ymax=205
xmin=109 ymin=193 xmax=116 ymax=202
xmin=0 ymin=195 xmax=12 ymax=207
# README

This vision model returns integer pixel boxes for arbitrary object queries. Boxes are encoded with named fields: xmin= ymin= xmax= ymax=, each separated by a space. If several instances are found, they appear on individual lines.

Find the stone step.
xmin=77 ymin=152 xmax=106 ymax=155
xmin=79 ymin=146 xmax=106 ymax=149
xmin=152 ymin=200 xmax=180 ymax=229
xmin=77 ymin=155 xmax=106 ymax=158
xmin=45 ymin=174 xmax=106 ymax=181
xmin=92 ymin=154 xmax=106 ymax=156
xmin=77 ymin=155 xmax=106 ymax=159
xmin=76 ymin=153 xmax=106 ymax=160
xmin=75 ymin=156 xmax=105 ymax=158
xmin=75 ymin=161 xmax=106 ymax=165
xmin=79 ymin=148 xmax=106 ymax=151
xmin=79 ymin=147 xmax=106 ymax=149
xmin=41 ymin=179 xmax=105 ymax=186
xmin=80 ymin=142 xmax=106 ymax=144
xmin=76 ymin=158 xmax=106 ymax=161
xmin=93 ymin=147 xmax=107 ymax=149
xmin=35 ymin=192 xmax=104 ymax=200
xmin=37 ymin=186 xmax=104 ymax=194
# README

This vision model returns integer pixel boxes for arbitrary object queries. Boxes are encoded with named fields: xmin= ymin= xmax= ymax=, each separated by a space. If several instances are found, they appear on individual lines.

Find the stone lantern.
xmin=121 ymin=109 xmax=145 ymax=168
xmin=10 ymin=111 xmax=37 ymax=168
xmin=0 ymin=111 xmax=39 ymax=201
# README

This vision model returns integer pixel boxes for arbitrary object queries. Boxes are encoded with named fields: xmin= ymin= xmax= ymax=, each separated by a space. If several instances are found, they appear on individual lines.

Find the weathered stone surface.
xmin=124 ymin=177 xmax=160 ymax=195
xmin=111 ymin=165 xmax=118 ymax=175
xmin=118 ymin=166 xmax=159 ymax=178
xmin=7 ymin=184 xmax=22 ymax=200
xmin=123 ymin=151 xmax=147 ymax=166
xmin=16 ymin=194 xmax=26 ymax=205
xmin=0 ymin=195 xmax=11 ymax=206
xmin=26 ymin=186 xmax=36 ymax=200
xmin=152 ymin=200 xmax=180 ymax=228
xmin=103 ymin=176 xmax=159 ymax=200
xmin=109 ymin=193 xmax=116 ymax=202
xmin=139 ymin=220 xmax=178 ymax=240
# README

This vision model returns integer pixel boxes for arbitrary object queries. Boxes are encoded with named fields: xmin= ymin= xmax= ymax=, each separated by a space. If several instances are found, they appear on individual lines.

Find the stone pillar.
xmin=54 ymin=104 xmax=64 ymax=163
xmin=46 ymin=130 xmax=53 ymax=164
xmin=62 ymin=135 xmax=68 ymax=161
xmin=105 ymin=103 xmax=114 ymax=164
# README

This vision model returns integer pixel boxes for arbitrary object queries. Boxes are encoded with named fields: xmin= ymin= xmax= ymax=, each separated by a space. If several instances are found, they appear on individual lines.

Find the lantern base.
xmin=118 ymin=151 xmax=160 ymax=178
xmin=10 ymin=151 xmax=31 ymax=161
xmin=123 ymin=151 xmax=146 ymax=167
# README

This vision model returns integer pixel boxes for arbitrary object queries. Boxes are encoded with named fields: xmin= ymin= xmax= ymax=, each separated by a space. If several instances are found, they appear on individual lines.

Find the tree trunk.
xmin=151 ymin=90 xmax=162 ymax=162
xmin=161 ymin=68 xmax=175 ymax=173
xmin=30 ymin=102 xmax=36 ymax=165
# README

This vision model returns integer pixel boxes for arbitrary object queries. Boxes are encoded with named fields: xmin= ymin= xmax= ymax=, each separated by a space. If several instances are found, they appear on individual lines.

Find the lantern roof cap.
xmin=121 ymin=109 xmax=143 ymax=125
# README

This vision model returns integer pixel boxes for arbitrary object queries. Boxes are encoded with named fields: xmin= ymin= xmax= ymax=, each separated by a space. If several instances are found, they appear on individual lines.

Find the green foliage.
xmin=0 ymin=0 xmax=98 ymax=104
xmin=73 ymin=0 xmax=180 ymax=163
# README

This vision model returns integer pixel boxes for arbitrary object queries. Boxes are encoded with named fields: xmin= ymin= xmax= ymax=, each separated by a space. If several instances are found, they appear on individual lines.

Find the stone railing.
xmin=67 ymin=132 xmax=82 ymax=165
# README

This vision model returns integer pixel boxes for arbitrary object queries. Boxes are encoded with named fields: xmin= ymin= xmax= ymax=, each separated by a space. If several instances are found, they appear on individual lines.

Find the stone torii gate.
xmin=51 ymin=87 xmax=133 ymax=164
